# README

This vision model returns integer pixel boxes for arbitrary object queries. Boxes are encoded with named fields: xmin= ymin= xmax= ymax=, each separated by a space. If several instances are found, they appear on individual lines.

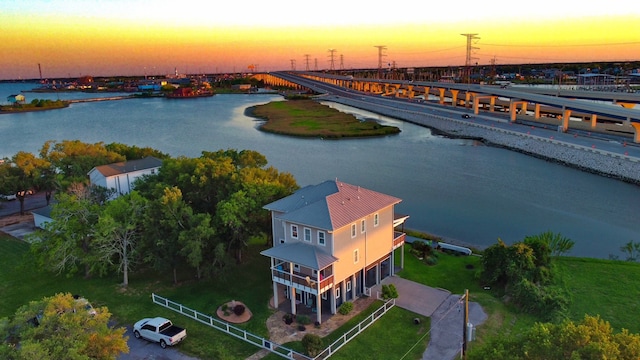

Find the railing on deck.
xmin=271 ymin=269 xmax=334 ymax=290
xmin=393 ymin=232 xmax=406 ymax=248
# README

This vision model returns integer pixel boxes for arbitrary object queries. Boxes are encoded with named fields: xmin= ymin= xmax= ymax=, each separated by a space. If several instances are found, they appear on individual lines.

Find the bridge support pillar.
xmin=591 ymin=114 xmax=598 ymax=128
xmin=465 ymin=92 xmax=473 ymax=108
xmin=450 ymin=90 xmax=459 ymax=106
xmin=561 ymin=108 xmax=572 ymax=132
xmin=534 ymin=104 xmax=541 ymax=119
xmin=438 ymin=88 xmax=446 ymax=104
xmin=631 ymin=123 xmax=640 ymax=143
xmin=509 ymin=100 xmax=528 ymax=122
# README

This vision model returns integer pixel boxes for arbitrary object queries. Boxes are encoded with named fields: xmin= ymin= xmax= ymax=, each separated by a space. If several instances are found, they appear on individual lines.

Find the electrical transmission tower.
xmin=290 ymin=59 xmax=296 ymax=71
xmin=327 ymin=49 xmax=337 ymax=71
xmin=304 ymin=54 xmax=311 ymax=71
xmin=314 ymin=58 xmax=318 ymax=71
xmin=374 ymin=45 xmax=387 ymax=79
xmin=461 ymin=33 xmax=480 ymax=83
xmin=339 ymin=54 xmax=344 ymax=70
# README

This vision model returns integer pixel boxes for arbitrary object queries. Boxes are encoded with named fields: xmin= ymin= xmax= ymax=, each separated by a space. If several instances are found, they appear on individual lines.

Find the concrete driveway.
xmin=375 ymin=276 xmax=487 ymax=360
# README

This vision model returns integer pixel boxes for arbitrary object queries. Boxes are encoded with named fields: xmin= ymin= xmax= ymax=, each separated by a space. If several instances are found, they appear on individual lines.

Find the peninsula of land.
xmin=248 ymin=98 xmax=401 ymax=138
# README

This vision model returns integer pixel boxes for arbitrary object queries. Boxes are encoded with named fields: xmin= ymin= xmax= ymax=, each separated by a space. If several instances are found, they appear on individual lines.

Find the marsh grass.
xmin=251 ymin=99 xmax=401 ymax=138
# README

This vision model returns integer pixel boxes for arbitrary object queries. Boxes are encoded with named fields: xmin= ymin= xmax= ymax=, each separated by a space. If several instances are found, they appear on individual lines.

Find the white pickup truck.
xmin=133 ymin=317 xmax=187 ymax=348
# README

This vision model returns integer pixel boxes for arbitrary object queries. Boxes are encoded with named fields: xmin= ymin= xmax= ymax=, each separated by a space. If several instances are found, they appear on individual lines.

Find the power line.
xmin=480 ymin=41 xmax=640 ymax=48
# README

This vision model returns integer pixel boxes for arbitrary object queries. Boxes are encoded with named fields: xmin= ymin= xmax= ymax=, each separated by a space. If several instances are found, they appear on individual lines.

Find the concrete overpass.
xmin=264 ymin=72 xmax=640 ymax=143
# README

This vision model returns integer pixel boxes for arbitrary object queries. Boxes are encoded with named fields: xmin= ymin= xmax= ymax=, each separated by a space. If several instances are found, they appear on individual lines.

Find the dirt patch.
xmin=216 ymin=300 xmax=252 ymax=324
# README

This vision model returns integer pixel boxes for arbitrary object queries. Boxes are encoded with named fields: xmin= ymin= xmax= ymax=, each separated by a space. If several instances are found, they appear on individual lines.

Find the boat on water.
xmin=165 ymin=87 xmax=214 ymax=99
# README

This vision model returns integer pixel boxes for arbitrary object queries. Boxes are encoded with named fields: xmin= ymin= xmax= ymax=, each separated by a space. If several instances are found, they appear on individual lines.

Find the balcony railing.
xmin=393 ymin=232 xmax=406 ymax=249
xmin=271 ymin=268 xmax=334 ymax=292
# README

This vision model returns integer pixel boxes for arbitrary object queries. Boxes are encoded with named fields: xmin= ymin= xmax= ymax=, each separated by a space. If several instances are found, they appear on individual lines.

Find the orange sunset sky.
xmin=1 ymin=0 xmax=639 ymax=80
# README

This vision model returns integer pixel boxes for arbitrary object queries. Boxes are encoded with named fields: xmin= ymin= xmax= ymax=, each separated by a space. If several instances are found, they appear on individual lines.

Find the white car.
xmin=0 ymin=193 xmax=16 ymax=201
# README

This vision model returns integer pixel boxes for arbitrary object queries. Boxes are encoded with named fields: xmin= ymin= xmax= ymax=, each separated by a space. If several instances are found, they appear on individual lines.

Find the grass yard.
xmin=263 ymin=301 xmax=430 ymax=360
xmin=250 ymin=99 xmax=401 ymax=138
xmin=394 ymin=244 xmax=640 ymax=350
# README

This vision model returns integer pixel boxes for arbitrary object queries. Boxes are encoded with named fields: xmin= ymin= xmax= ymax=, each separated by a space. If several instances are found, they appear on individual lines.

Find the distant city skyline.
xmin=1 ymin=0 xmax=639 ymax=80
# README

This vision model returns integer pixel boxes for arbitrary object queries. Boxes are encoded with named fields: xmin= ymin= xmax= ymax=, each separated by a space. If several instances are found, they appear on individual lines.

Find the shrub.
xmin=297 ymin=314 xmax=311 ymax=325
xmin=298 ymin=325 xmax=306 ymax=331
xmin=221 ymin=303 xmax=228 ymax=311
xmin=302 ymin=334 xmax=323 ymax=357
xmin=425 ymin=255 xmax=438 ymax=266
xmin=233 ymin=304 xmax=246 ymax=316
xmin=283 ymin=313 xmax=294 ymax=325
xmin=382 ymin=284 xmax=399 ymax=299
xmin=338 ymin=301 xmax=354 ymax=315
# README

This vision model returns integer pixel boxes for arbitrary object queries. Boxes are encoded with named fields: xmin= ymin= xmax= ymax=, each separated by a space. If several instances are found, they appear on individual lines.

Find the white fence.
xmin=151 ymin=293 xmax=395 ymax=360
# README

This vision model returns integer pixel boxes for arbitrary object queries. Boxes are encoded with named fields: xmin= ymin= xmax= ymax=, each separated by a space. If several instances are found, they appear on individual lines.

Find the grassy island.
xmin=250 ymin=98 xmax=401 ymax=138
xmin=0 ymin=99 xmax=69 ymax=113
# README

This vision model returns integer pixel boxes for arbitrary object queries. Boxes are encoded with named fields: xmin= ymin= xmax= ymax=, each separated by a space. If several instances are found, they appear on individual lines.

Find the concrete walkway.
xmin=377 ymin=276 xmax=487 ymax=360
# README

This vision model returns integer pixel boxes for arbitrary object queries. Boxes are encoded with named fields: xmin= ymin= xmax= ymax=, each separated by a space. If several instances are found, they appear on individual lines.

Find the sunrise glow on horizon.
xmin=1 ymin=0 xmax=639 ymax=80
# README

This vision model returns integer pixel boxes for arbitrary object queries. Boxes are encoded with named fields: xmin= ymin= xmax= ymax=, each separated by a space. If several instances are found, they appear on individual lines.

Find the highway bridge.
xmin=255 ymin=71 xmax=640 ymax=143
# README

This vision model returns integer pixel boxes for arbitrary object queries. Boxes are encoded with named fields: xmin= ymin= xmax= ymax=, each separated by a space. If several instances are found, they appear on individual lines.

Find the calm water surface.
xmin=1 ymin=82 xmax=639 ymax=258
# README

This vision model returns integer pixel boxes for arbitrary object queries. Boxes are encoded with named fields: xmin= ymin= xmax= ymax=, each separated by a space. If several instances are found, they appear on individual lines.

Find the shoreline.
xmin=323 ymin=96 xmax=640 ymax=186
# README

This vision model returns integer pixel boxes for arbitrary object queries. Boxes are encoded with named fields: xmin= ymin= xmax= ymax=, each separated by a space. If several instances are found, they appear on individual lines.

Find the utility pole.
xmin=461 ymin=289 xmax=469 ymax=359
xmin=461 ymin=34 xmax=480 ymax=84
xmin=304 ymin=54 xmax=311 ymax=71
xmin=328 ymin=49 xmax=337 ymax=71
xmin=374 ymin=45 xmax=387 ymax=79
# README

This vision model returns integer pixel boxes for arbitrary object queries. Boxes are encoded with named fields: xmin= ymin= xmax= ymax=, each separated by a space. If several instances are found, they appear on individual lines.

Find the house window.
xmin=354 ymin=249 xmax=359 ymax=264
xmin=294 ymin=264 xmax=300 ymax=272
xmin=346 ymin=280 xmax=352 ymax=292
xmin=322 ymin=291 xmax=327 ymax=300
xmin=374 ymin=213 xmax=379 ymax=227
xmin=318 ymin=231 xmax=325 ymax=246
xmin=304 ymin=228 xmax=311 ymax=242
xmin=336 ymin=288 xmax=341 ymax=299
xmin=291 ymin=225 xmax=298 ymax=239
xmin=361 ymin=219 xmax=366 ymax=233
xmin=279 ymin=238 xmax=285 ymax=244
xmin=313 ymin=269 xmax=318 ymax=277
xmin=351 ymin=224 xmax=356 ymax=238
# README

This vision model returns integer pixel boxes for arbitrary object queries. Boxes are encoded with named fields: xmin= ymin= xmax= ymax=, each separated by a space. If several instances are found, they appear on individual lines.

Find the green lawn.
xmin=4 ymin=235 xmax=640 ymax=359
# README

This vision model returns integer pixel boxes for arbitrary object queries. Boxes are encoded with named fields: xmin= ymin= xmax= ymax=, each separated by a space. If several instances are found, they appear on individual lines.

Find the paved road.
xmin=0 ymin=192 xmax=48 ymax=217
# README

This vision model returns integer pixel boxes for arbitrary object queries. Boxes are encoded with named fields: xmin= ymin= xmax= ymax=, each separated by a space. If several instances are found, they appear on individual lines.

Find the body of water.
xmin=1 ymin=82 xmax=639 ymax=258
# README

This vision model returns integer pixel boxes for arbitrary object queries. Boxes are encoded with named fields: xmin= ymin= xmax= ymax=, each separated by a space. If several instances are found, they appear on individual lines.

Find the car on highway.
xmin=461 ymin=114 xmax=471 ymax=119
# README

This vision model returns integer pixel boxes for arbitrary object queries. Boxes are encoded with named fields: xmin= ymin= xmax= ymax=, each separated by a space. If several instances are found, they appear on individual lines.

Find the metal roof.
xmin=263 ymin=179 xmax=402 ymax=231
xmin=260 ymin=241 xmax=338 ymax=270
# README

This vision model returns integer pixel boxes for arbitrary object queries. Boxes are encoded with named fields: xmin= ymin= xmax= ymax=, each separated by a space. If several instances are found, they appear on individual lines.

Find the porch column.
xmin=315 ymin=281 xmax=321 ymax=324
xmin=289 ymin=263 xmax=296 ymax=315
xmin=390 ymin=250 xmax=394 ymax=277
xmin=401 ymin=244 xmax=405 ymax=270
xmin=290 ymin=287 xmax=297 ymax=315
xmin=272 ymin=282 xmax=279 ymax=309
xmin=330 ymin=288 xmax=337 ymax=315
xmin=351 ymin=274 xmax=356 ymax=299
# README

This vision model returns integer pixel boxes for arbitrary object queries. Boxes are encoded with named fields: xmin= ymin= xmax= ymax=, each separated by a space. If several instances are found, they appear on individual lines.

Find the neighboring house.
xmin=32 ymin=205 xmax=53 ymax=229
xmin=87 ymin=156 xmax=162 ymax=198
xmin=7 ymin=94 xmax=25 ymax=104
xmin=261 ymin=180 xmax=408 ymax=324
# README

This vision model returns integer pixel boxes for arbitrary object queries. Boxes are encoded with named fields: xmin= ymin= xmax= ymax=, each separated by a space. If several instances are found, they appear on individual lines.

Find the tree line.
xmin=1 ymin=141 xmax=298 ymax=286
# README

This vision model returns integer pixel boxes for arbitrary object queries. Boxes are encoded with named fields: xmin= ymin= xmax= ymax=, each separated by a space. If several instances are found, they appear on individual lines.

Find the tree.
xmin=29 ymin=191 xmax=101 ymax=278
xmin=620 ymin=241 xmax=640 ymax=262
xmin=1 ymin=152 xmax=50 ymax=215
xmin=40 ymin=140 xmax=125 ymax=184
xmin=94 ymin=191 xmax=147 ymax=286
xmin=0 ymin=293 xmax=128 ymax=359
xmin=526 ymin=231 xmax=575 ymax=257
xmin=469 ymin=315 xmax=640 ymax=360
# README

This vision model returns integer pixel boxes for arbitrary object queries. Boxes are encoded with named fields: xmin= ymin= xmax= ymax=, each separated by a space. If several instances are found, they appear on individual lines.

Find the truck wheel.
xmin=160 ymin=340 xmax=167 ymax=349
xmin=133 ymin=330 xmax=141 ymax=339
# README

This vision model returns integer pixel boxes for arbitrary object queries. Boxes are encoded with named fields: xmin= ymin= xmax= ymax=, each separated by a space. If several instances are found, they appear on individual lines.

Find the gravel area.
xmin=327 ymin=97 xmax=640 ymax=185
